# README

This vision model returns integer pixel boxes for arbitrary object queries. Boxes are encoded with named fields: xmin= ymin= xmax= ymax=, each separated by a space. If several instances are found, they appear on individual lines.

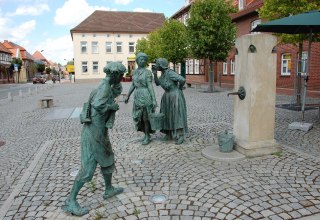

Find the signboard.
xmin=14 ymin=64 xmax=19 ymax=72
xmin=66 ymin=64 xmax=74 ymax=73
xmin=127 ymin=56 xmax=135 ymax=61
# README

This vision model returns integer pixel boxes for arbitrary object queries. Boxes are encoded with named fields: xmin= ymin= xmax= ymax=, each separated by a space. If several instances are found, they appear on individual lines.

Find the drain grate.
xmin=131 ymin=159 xmax=144 ymax=164
xmin=149 ymin=194 xmax=168 ymax=203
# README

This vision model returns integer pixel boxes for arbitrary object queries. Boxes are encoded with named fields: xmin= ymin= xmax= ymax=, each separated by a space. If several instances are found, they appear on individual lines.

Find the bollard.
xmin=8 ymin=92 xmax=13 ymax=101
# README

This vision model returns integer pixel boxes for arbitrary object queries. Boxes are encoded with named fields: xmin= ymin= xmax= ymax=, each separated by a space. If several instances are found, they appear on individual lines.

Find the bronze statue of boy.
xmin=63 ymin=62 xmax=126 ymax=216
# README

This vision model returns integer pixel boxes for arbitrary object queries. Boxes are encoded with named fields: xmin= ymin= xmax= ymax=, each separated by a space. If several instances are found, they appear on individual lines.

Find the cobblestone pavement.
xmin=0 ymin=82 xmax=319 ymax=220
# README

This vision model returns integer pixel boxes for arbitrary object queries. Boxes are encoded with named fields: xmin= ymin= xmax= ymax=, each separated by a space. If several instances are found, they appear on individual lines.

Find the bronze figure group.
xmin=65 ymin=53 xmax=188 ymax=216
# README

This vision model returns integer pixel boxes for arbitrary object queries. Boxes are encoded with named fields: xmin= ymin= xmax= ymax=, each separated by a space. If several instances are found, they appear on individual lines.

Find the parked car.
xmin=33 ymin=74 xmax=46 ymax=84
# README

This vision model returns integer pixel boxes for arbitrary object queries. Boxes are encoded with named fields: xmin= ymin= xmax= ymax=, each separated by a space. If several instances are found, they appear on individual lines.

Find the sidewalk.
xmin=0 ymin=82 xmax=319 ymax=219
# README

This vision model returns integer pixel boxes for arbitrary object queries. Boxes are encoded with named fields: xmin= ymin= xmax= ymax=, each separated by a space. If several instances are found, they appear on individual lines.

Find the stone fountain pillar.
xmin=232 ymin=34 xmax=281 ymax=157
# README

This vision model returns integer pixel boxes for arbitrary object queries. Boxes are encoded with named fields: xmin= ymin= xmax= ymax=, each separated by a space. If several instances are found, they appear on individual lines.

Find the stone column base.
xmin=235 ymin=139 xmax=282 ymax=157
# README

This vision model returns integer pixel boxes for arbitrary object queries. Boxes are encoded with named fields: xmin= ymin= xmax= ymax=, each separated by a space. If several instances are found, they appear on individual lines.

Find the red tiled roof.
xmin=0 ymin=42 xmax=12 ymax=54
xmin=9 ymin=49 xmax=18 ymax=57
xmin=2 ymin=40 xmax=34 ymax=60
xmin=33 ymin=51 xmax=48 ymax=63
xmin=71 ymin=11 xmax=165 ymax=35
xmin=171 ymin=0 xmax=263 ymax=20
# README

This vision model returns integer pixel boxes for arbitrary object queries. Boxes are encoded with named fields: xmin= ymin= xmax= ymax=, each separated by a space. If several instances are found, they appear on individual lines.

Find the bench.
xmin=39 ymin=98 xmax=54 ymax=108
xmin=186 ymin=82 xmax=205 ymax=89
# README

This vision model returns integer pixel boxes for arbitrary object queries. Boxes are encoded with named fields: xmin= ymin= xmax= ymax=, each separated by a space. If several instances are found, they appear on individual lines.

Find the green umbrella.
xmin=252 ymin=10 xmax=320 ymax=121
xmin=252 ymin=10 xmax=320 ymax=34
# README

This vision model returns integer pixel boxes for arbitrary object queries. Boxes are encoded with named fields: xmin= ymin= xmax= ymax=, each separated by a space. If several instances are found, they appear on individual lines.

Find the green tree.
xmin=10 ymin=58 xmax=23 ymax=83
xmin=187 ymin=0 xmax=236 ymax=92
xmin=158 ymin=19 xmax=188 ymax=68
xmin=52 ymin=68 xmax=58 ymax=75
xmin=45 ymin=67 xmax=52 ymax=74
xmin=35 ymin=61 xmax=45 ymax=73
xmin=136 ymin=37 xmax=149 ymax=55
xmin=259 ymin=0 xmax=320 ymax=105
xmin=136 ymin=29 xmax=163 ymax=63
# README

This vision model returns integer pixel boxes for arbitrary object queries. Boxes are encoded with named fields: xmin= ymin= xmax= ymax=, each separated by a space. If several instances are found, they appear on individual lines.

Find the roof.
xmin=171 ymin=4 xmax=191 ymax=19
xmin=33 ymin=51 xmax=48 ymax=63
xmin=231 ymin=0 xmax=263 ymax=21
xmin=0 ymin=42 xmax=12 ymax=54
xmin=2 ymin=40 xmax=34 ymax=60
xmin=171 ymin=0 xmax=263 ymax=21
xmin=70 ymin=10 xmax=165 ymax=36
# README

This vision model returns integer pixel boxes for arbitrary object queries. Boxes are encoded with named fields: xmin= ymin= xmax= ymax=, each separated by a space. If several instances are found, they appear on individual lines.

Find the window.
xmin=239 ymin=0 xmax=244 ymax=10
xmin=251 ymin=19 xmax=261 ymax=32
xmin=129 ymin=34 xmax=133 ymax=38
xmin=106 ymin=34 xmax=110 ymax=37
xmin=117 ymin=34 xmax=120 ymax=38
xmin=186 ymin=59 xmax=189 ymax=74
xmin=82 ymin=34 xmax=85 ymax=37
xmin=82 ymin=61 xmax=88 ymax=73
xmin=92 ymin=42 xmax=98 ymax=53
xmin=116 ymin=42 xmax=122 ymax=53
xmin=189 ymin=59 xmax=194 ymax=74
xmin=93 ymin=34 xmax=96 ymax=37
xmin=223 ymin=62 xmax=227 ymax=75
xmin=93 ymin=61 xmax=99 ymax=74
xmin=129 ymin=42 xmax=135 ymax=53
xmin=281 ymin=53 xmax=292 ymax=76
xmin=106 ymin=42 xmax=112 ymax=53
xmin=195 ymin=59 xmax=200 ymax=74
xmin=231 ymin=59 xmax=235 ymax=75
xmin=80 ymin=41 xmax=87 ymax=53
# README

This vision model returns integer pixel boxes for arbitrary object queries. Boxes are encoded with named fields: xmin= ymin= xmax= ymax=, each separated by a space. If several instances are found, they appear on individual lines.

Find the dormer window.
xmin=239 ymin=0 xmax=244 ymax=10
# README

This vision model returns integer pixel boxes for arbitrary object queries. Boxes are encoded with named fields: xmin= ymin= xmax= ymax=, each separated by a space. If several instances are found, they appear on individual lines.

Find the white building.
xmin=70 ymin=10 xmax=165 ymax=80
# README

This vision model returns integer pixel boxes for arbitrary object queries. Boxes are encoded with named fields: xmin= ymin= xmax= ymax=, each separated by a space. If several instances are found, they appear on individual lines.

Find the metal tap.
xmin=227 ymin=86 xmax=246 ymax=100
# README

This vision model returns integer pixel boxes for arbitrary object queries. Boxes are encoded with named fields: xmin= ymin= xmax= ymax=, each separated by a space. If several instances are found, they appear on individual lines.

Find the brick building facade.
xmin=172 ymin=0 xmax=320 ymax=93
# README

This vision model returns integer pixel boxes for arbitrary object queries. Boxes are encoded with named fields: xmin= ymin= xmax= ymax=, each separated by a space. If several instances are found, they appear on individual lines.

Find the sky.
xmin=0 ymin=0 xmax=186 ymax=65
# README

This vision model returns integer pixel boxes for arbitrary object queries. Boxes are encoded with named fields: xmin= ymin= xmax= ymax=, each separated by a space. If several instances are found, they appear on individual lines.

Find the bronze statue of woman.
xmin=152 ymin=58 xmax=188 ymax=145
xmin=125 ymin=52 xmax=157 ymax=145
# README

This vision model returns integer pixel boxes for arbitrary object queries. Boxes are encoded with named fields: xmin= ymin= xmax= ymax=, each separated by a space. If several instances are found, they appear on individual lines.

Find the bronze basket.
xmin=149 ymin=112 xmax=164 ymax=131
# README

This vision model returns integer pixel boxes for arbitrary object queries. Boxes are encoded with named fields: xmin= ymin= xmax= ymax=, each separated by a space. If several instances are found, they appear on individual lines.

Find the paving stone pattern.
xmin=0 ymin=82 xmax=319 ymax=219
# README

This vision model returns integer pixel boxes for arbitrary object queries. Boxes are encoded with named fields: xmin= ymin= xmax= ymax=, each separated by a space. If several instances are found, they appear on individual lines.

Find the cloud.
xmin=6 ymin=4 xmax=50 ymax=16
xmin=114 ymin=0 xmax=133 ymax=5
xmin=32 ymin=35 xmax=74 ymax=64
xmin=0 ymin=18 xmax=36 ymax=42
xmin=11 ymin=20 xmax=36 ymax=39
xmin=54 ymin=0 xmax=116 ymax=27
xmin=133 ymin=8 xmax=152 ymax=13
